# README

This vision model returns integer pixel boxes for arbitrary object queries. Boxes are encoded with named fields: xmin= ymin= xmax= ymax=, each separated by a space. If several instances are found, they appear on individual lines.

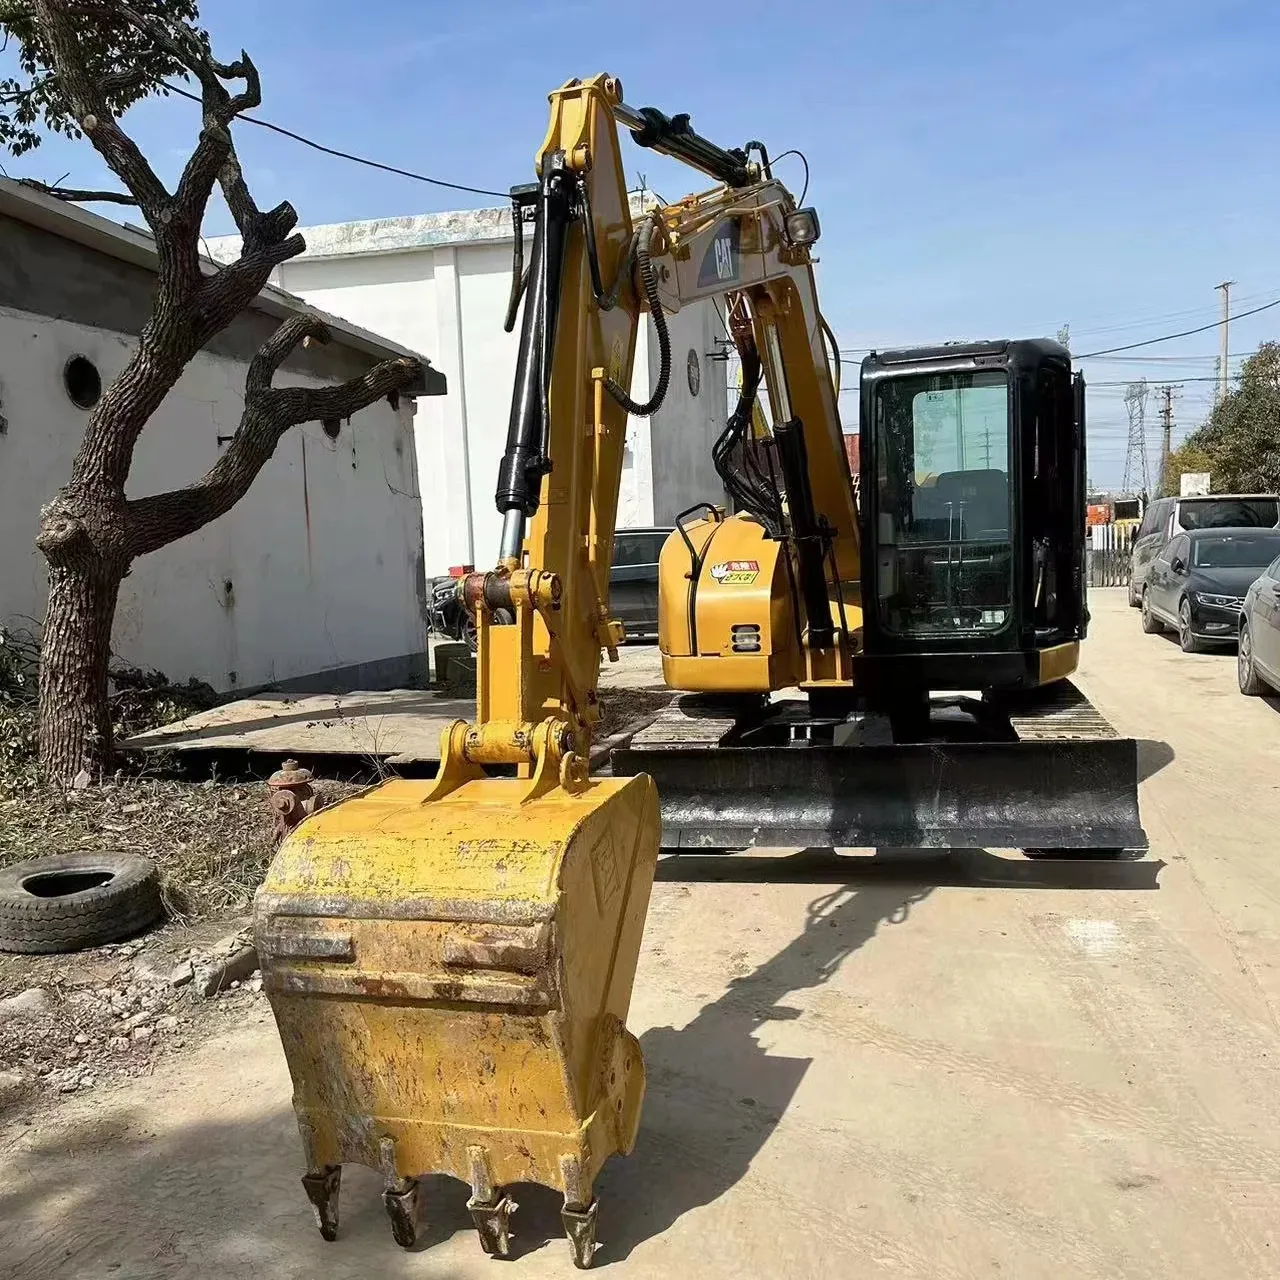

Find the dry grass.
xmin=0 ymin=625 xmax=359 ymax=921
xmin=0 ymin=625 xmax=663 ymax=925
xmin=0 ymin=775 xmax=357 ymax=922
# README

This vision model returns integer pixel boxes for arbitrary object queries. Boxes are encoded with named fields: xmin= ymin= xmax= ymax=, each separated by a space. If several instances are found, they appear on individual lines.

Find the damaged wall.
xmin=0 ymin=306 xmax=427 ymax=694
xmin=214 ymin=204 xmax=732 ymax=576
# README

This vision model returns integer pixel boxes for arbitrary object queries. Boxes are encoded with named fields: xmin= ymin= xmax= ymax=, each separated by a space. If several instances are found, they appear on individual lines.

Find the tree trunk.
xmin=38 ymin=561 xmax=122 ymax=784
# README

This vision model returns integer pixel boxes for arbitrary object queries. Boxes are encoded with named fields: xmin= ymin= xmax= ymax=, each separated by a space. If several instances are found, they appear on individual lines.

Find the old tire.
xmin=0 ymin=852 xmax=163 ymax=954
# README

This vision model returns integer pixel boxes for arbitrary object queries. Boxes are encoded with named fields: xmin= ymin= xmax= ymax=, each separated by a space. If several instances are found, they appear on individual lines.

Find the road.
xmin=3 ymin=588 xmax=1279 ymax=1279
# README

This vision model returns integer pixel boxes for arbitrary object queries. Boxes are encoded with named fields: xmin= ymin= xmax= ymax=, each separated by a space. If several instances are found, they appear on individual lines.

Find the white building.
xmin=0 ymin=179 xmax=444 ymax=695
xmin=208 ymin=200 xmax=730 ymax=577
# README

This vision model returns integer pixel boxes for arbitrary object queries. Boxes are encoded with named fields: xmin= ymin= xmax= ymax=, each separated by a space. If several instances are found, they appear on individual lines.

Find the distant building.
xmin=0 ymin=179 xmax=443 ymax=694
xmin=209 ymin=198 xmax=730 ymax=575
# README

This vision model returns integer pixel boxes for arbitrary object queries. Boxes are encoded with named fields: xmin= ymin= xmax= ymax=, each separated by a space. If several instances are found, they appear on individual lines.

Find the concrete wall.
xmin=269 ymin=231 xmax=729 ymax=574
xmin=0 ymin=307 xmax=427 ymax=694
xmin=649 ymin=302 xmax=731 ymax=525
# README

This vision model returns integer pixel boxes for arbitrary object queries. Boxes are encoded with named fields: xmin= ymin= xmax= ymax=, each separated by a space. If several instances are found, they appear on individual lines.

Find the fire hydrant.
xmin=267 ymin=759 xmax=324 ymax=843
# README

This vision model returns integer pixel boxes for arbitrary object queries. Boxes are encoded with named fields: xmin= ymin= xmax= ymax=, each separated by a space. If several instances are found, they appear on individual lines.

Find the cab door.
xmin=1133 ymin=498 xmax=1171 ymax=591
xmin=1153 ymin=533 xmax=1190 ymax=622
xmin=1023 ymin=359 xmax=1084 ymax=642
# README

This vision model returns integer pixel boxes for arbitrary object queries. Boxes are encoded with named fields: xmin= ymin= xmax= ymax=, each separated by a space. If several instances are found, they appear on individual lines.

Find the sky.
xmin=5 ymin=0 xmax=1279 ymax=490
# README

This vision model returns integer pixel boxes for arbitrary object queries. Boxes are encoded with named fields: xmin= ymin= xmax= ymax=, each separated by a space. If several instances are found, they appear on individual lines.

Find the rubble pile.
xmin=0 ymin=926 xmax=267 ymax=1107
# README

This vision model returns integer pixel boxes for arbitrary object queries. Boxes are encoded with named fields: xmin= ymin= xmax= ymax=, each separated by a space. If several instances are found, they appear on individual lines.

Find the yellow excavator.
xmin=255 ymin=74 xmax=1145 ymax=1269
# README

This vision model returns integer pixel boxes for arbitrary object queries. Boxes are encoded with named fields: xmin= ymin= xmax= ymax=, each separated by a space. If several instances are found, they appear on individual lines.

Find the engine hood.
xmin=1189 ymin=566 xmax=1267 ymax=596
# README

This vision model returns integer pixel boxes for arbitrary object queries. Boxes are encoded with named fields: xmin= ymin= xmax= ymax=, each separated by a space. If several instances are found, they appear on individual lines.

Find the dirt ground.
xmin=2 ymin=588 xmax=1278 ymax=1279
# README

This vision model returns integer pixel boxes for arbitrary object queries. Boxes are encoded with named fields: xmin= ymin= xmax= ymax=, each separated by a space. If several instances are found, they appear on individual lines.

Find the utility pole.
xmin=1156 ymin=384 xmax=1178 ymax=494
xmin=1216 ymin=280 xmax=1234 ymax=406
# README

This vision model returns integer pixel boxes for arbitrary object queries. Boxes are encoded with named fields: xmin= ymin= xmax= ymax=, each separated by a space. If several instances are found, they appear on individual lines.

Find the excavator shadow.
xmin=577 ymin=847 xmax=1160 ymax=1262
xmin=339 ymin=849 xmax=1162 ymax=1263
xmin=592 ymin=878 xmax=931 ymax=1264
xmin=656 ymin=847 xmax=1166 ymax=892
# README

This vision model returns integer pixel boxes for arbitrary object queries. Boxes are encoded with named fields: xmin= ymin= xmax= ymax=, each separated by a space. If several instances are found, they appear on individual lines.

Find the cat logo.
xmin=697 ymin=220 xmax=741 ymax=288
xmin=709 ymin=559 xmax=759 ymax=585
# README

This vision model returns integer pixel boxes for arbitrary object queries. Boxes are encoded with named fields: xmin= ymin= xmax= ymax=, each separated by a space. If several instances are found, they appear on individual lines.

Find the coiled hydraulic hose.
xmin=603 ymin=216 xmax=671 ymax=417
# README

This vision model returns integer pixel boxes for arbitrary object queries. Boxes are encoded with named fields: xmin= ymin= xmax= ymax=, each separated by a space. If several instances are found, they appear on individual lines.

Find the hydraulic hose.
xmin=604 ymin=217 xmax=671 ymax=417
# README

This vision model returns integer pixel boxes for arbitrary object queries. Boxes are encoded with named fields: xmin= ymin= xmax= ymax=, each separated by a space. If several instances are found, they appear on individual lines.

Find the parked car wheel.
xmin=1127 ymin=579 xmax=1140 ymax=607
xmin=1140 ymin=588 xmax=1163 ymax=634
xmin=1177 ymin=598 xmax=1204 ymax=653
xmin=1238 ymin=622 xmax=1269 ymax=695
xmin=462 ymin=608 xmax=514 ymax=654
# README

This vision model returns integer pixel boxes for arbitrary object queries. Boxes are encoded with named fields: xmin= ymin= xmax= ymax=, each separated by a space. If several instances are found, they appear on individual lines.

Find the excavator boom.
xmin=253 ymin=74 xmax=829 ymax=1270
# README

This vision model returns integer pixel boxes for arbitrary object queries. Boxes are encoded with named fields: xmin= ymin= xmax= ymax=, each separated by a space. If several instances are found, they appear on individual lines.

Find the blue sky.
xmin=6 ymin=0 xmax=1278 ymax=489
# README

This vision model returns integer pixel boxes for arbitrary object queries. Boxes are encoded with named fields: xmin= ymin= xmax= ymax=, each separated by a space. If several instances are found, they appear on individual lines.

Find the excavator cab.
xmin=857 ymin=339 xmax=1088 ymax=704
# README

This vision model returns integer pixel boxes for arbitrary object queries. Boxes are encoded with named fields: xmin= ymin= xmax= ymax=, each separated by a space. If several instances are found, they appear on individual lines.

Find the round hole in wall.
xmin=321 ymin=417 xmax=341 ymax=439
xmin=64 ymin=355 xmax=102 ymax=410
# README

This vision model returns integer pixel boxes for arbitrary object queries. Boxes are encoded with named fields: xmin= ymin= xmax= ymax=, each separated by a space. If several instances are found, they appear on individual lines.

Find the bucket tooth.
xmin=301 ymin=1164 xmax=341 ymax=1241
xmin=382 ymin=1177 xmax=421 ymax=1249
xmin=562 ymin=1199 xmax=599 ymax=1270
xmin=468 ymin=1192 xmax=518 ymax=1257
xmin=467 ymin=1145 xmax=516 ymax=1256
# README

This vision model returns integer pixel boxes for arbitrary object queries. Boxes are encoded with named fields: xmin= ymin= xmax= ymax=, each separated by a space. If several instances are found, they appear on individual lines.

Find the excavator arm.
xmin=466 ymin=75 xmax=856 ymax=761
xmin=253 ymin=73 xmax=838 ymax=1270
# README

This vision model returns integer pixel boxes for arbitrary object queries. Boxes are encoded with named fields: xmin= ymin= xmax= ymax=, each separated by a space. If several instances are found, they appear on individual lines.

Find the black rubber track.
xmin=0 ymin=852 xmax=163 ymax=954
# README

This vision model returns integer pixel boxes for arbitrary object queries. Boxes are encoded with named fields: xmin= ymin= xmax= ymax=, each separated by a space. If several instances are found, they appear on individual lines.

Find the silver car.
xmin=1239 ymin=548 xmax=1280 ymax=695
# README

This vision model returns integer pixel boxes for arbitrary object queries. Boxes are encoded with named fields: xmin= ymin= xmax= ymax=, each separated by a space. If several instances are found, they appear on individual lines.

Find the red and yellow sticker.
xmin=710 ymin=559 xmax=760 ymax=585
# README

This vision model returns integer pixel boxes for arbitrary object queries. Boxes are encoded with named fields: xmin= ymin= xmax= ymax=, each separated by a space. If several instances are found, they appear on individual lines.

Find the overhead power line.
xmin=166 ymin=83 xmax=509 ymax=200
xmin=1075 ymin=295 xmax=1280 ymax=357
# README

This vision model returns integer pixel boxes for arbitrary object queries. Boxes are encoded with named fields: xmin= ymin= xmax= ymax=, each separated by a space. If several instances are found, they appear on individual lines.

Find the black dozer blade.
xmin=610 ymin=738 xmax=1148 ymax=853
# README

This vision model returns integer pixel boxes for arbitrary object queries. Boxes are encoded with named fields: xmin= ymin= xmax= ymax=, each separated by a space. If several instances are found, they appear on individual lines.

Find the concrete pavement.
xmin=3 ymin=588 xmax=1278 ymax=1279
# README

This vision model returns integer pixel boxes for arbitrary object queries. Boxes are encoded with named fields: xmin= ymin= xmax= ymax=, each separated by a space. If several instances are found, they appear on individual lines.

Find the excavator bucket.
xmin=254 ymin=768 xmax=660 ymax=1269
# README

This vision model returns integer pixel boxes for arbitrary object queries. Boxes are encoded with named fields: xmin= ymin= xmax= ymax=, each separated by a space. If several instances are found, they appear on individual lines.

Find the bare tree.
xmin=11 ymin=2 xmax=421 ymax=782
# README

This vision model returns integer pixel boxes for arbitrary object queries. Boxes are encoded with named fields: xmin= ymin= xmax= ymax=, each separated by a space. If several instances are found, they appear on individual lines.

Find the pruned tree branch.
xmin=125 ymin=316 xmax=420 ymax=557
xmin=244 ymin=313 xmax=320 ymax=399
xmin=15 ymin=175 xmax=137 ymax=203
xmin=25 ymin=0 xmax=317 ymax=494
xmin=113 ymin=4 xmax=259 ymax=223
xmin=30 ymin=0 xmax=171 ymax=213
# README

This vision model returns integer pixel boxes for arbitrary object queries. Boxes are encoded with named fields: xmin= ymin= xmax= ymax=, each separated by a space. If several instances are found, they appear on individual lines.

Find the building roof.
xmin=204 ymin=192 xmax=659 ymax=265
xmin=0 ymin=177 xmax=443 ymax=395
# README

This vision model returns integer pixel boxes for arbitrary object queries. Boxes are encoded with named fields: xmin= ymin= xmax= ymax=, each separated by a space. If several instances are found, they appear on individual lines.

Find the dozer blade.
xmin=611 ymin=738 xmax=1147 ymax=853
xmin=254 ymin=770 xmax=660 ymax=1269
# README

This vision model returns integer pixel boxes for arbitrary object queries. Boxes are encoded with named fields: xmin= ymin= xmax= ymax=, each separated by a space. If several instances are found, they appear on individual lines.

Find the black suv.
xmin=607 ymin=527 xmax=672 ymax=642
xmin=1141 ymin=526 xmax=1280 ymax=652
xmin=1128 ymin=493 xmax=1279 ymax=606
